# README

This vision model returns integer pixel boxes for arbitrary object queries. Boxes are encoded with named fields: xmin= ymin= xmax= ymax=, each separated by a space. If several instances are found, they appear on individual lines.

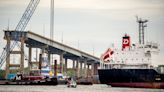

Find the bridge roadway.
xmin=27 ymin=31 xmax=99 ymax=62
xmin=4 ymin=30 xmax=100 ymax=78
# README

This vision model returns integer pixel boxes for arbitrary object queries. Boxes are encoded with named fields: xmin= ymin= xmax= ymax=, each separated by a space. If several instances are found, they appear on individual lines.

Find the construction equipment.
xmin=0 ymin=0 xmax=40 ymax=69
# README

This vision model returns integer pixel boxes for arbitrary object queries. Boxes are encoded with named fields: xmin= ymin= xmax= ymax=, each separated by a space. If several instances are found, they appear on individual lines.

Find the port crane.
xmin=0 ymin=0 xmax=40 ymax=69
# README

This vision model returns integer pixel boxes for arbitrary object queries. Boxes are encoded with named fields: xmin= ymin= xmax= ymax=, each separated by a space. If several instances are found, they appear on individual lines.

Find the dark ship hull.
xmin=98 ymin=69 xmax=164 ymax=88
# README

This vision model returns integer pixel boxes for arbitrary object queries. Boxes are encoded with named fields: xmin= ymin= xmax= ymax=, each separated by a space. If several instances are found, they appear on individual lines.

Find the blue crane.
xmin=0 ymin=0 xmax=40 ymax=68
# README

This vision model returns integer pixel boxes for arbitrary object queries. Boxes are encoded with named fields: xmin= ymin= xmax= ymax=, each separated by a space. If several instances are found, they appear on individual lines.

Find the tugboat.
xmin=98 ymin=18 xmax=164 ymax=89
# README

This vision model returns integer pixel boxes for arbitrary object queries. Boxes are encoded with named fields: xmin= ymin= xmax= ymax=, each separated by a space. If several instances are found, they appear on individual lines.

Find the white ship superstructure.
xmin=100 ymin=17 xmax=159 ymax=69
xmin=100 ymin=34 xmax=159 ymax=69
xmin=98 ymin=18 xmax=164 ymax=89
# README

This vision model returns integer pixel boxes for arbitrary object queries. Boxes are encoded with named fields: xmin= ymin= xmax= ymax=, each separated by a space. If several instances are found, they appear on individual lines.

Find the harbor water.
xmin=0 ymin=84 xmax=163 ymax=92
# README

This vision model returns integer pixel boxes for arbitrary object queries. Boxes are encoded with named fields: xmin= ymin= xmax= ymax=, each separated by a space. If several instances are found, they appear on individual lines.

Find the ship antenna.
xmin=136 ymin=16 xmax=148 ymax=44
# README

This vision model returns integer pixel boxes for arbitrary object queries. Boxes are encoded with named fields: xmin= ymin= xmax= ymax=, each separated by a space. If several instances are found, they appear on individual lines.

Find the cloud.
xmin=0 ymin=0 xmax=29 ymax=7
xmin=0 ymin=0 xmax=164 ymax=66
xmin=52 ymin=0 xmax=164 ymax=10
xmin=1 ymin=0 xmax=164 ymax=10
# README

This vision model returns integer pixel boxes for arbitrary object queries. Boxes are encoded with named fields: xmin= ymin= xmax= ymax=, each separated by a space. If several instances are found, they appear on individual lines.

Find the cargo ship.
xmin=98 ymin=18 xmax=164 ymax=89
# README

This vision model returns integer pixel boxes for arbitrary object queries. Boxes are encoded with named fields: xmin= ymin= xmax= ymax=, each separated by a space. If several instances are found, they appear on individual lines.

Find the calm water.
xmin=0 ymin=84 xmax=164 ymax=92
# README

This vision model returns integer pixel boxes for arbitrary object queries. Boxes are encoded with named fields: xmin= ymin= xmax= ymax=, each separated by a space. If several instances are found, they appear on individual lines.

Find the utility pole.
xmin=50 ymin=0 xmax=54 ymax=75
xmin=50 ymin=0 xmax=54 ymax=40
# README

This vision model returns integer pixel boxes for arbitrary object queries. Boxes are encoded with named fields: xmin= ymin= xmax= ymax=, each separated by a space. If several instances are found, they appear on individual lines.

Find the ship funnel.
xmin=122 ymin=34 xmax=131 ymax=50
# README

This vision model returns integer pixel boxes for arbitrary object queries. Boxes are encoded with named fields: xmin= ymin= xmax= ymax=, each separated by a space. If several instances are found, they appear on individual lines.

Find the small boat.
xmin=67 ymin=77 xmax=77 ymax=88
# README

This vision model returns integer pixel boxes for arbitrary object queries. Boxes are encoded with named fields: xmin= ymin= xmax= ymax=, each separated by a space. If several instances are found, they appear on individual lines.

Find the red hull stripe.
xmin=108 ymin=82 xmax=164 ymax=89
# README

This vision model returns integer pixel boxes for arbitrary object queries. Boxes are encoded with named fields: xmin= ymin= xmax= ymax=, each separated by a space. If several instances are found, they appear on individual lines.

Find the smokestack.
xmin=122 ymin=34 xmax=131 ymax=50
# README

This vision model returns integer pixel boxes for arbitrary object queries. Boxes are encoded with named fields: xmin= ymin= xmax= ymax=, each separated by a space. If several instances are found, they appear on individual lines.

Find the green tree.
xmin=67 ymin=69 xmax=75 ymax=77
xmin=0 ymin=69 xmax=6 ymax=79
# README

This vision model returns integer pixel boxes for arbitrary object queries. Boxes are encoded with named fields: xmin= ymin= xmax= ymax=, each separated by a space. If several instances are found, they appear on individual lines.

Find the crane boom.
xmin=0 ymin=0 xmax=40 ymax=69
xmin=16 ymin=0 xmax=40 ymax=31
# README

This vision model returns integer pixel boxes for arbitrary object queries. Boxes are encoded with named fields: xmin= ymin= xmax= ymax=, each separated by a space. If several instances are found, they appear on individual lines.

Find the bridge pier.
xmin=94 ymin=63 xmax=98 ymax=75
xmin=76 ymin=59 xmax=79 ymax=77
xmin=87 ymin=64 xmax=90 ymax=77
xmin=90 ymin=63 xmax=98 ymax=76
xmin=20 ymin=37 xmax=25 ymax=73
xmin=80 ymin=61 xmax=82 ymax=77
xmin=48 ymin=53 xmax=51 ymax=67
xmin=28 ymin=47 xmax=44 ymax=73
xmin=72 ymin=60 xmax=75 ymax=69
xmin=72 ymin=59 xmax=76 ymax=76
xmin=64 ymin=58 xmax=67 ymax=74
xmin=28 ymin=46 xmax=32 ymax=73
xmin=59 ymin=53 xmax=64 ymax=73
xmin=84 ymin=60 xmax=87 ymax=78
xmin=91 ymin=63 xmax=95 ymax=77
xmin=4 ymin=31 xmax=26 ymax=79
xmin=5 ymin=35 xmax=10 ymax=79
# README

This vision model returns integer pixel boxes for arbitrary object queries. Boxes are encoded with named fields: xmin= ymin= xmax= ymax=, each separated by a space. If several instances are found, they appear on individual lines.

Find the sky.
xmin=0 ymin=0 xmax=164 ymax=66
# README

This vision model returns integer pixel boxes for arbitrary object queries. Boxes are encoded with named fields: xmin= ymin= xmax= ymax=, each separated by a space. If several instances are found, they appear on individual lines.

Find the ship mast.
xmin=136 ymin=16 xmax=148 ymax=44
